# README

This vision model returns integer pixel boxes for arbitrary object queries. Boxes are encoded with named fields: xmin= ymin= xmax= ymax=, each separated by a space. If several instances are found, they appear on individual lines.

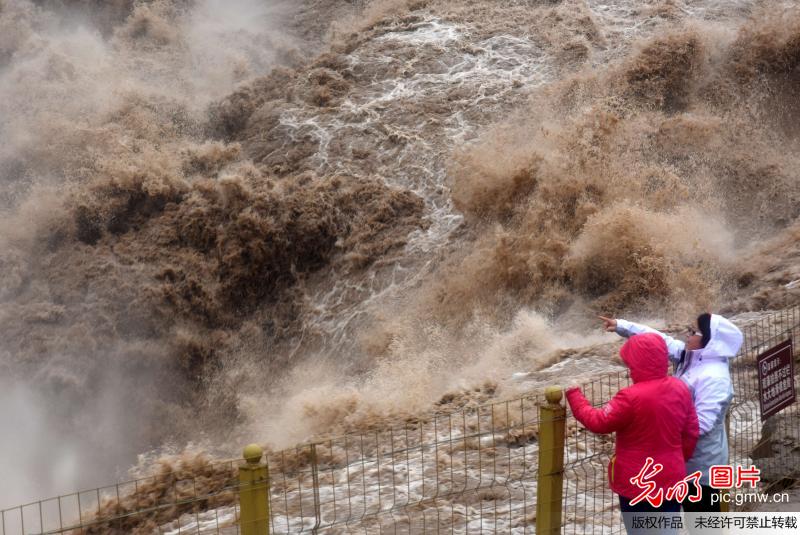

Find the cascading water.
xmin=1 ymin=0 xmax=799 ymax=517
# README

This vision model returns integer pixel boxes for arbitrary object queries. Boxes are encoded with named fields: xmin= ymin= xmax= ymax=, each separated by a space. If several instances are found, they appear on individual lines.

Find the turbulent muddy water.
xmin=1 ymin=0 xmax=800 ymax=511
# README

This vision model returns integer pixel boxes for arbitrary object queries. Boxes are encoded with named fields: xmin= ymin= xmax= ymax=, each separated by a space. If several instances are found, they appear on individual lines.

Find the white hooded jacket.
xmin=614 ymin=314 xmax=744 ymax=486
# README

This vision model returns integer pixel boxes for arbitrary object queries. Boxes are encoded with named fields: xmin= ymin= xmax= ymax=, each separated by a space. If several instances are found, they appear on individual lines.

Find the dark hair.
xmin=697 ymin=313 xmax=712 ymax=348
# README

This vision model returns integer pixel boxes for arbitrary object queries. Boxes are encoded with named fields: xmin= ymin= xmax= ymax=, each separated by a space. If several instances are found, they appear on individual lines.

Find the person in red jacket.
xmin=566 ymin=332 xmax=699 ymax=534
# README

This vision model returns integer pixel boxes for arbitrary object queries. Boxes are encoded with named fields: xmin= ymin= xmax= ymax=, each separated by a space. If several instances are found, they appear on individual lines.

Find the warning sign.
xmin=757 ymin=338 xmax=795 ymax=421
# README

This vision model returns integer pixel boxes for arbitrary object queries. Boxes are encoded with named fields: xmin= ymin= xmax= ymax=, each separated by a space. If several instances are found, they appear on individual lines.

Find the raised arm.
xmin=566 ymin=386 xmax=634 ymax=434
xmin=601 ymin=316 xmax=686 ymax=363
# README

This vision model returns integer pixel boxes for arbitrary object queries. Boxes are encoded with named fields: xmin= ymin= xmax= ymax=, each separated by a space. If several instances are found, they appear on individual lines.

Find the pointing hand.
xmin=598 ymin=316 xmax=617 ymax=332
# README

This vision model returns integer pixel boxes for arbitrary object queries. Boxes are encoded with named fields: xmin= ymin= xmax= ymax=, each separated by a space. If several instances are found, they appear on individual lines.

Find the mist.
xmin=0 ymin=0 xmax=297 ymax=508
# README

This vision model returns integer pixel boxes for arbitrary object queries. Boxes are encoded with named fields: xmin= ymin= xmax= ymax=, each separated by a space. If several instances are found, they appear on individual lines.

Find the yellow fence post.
xmin=239 ymin=443 xmax=270 ymax=535
xmin=536 ymin=385 xmax=566 ymax=535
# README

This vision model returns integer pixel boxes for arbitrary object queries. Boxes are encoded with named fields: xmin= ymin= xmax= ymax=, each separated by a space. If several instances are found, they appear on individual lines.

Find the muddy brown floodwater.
xmin=0 ymin=0 xmax=799 ymax=515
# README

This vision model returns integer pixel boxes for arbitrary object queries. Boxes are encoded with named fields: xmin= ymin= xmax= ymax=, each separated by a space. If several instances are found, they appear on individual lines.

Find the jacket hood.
xmin=620 ymin=333 xmax=668 ymax=383
xmin=701 ymin=314 xmax=743 ymax=359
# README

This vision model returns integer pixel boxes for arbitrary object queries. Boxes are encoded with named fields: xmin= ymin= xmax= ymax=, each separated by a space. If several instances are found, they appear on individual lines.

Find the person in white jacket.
xmin=599 ymin=313 xmax=744 ymax=513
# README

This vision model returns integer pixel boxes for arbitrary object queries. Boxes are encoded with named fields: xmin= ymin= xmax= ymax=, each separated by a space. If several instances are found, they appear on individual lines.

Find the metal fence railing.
xmin=1 ymin=306 xmax=797 ymax=534
xmin=0 ymin=455 xmax=242 ymax=535
xmin=264 ymin=393 xmax=546 ymax=533
xmin=562 ymin=370 xmax=631 ymax=534
xmin=1 ymin=393 xmax=549 ymax=534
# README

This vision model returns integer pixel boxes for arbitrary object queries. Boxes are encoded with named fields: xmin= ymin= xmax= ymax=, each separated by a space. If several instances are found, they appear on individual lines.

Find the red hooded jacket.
xmin=566 ymin=333 xmax=699 ymax=500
